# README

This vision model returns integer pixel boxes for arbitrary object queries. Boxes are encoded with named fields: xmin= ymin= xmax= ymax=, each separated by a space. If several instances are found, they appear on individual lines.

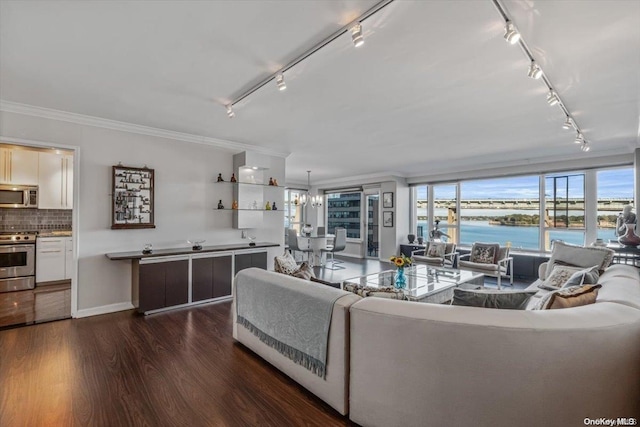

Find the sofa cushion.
xmin=538 ymin=265 xmax=584 ymax=291
xmin=292 ymin=262 xmax=315 ymax=280
xmin=534 ymin=284 xmax=602 ymax=310
xmin=546 ymin=241 xmax=614 ymax=279
xmin=274 ymin=251 xmax=298 ymax=275
xmin=596 ymin=264 xmax=640 ymax=310
xmin=451 ymin=288 xmax=537 ymax=310
xmin=470 ymin=243 xmax=499 ymax=264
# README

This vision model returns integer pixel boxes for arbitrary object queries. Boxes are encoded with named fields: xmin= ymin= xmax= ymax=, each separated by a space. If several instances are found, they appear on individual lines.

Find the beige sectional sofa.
xmin=232 ymin=268 xmax=360 ymax=415
xmin=234 ymin=265 xmax=640 ymax=426
xmin=349 ymin=263 xmax=640 ymax=427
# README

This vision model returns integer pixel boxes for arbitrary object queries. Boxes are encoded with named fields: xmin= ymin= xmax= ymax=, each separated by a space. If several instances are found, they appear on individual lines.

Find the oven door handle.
xmin=0 ymin=244 xmax=36 ymax=252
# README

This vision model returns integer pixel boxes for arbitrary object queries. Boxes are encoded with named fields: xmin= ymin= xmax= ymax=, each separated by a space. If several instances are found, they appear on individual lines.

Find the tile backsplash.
xmin=0 ymin=209 xmax=72 ymax=232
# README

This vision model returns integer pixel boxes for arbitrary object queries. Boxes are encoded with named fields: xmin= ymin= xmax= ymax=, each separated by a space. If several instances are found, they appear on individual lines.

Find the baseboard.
xmin=74 ymin=302 xmax=135 ymax=318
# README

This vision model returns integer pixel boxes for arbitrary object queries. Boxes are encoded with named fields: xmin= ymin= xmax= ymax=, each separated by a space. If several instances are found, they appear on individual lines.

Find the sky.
xmin=416 ymin=167 xmax=634 ymax=200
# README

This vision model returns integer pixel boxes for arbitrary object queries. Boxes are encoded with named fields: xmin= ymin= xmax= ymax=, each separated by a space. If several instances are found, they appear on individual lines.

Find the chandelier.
xmin=300 ymin=171 xmax=323 ymax=208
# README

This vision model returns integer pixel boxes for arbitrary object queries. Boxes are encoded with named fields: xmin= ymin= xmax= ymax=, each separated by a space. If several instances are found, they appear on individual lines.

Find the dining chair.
xmin=287 ymin=228 xmax=312 ymax=262
xmin=321 ymin=228 xmax=346 ymax=267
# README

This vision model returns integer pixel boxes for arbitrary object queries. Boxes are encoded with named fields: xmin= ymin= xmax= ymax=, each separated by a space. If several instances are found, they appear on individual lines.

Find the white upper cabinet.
xmin=38 ymin=152 xmax=73 ymax=209
xmin=0 ymin=148 xmax=39 ymax=185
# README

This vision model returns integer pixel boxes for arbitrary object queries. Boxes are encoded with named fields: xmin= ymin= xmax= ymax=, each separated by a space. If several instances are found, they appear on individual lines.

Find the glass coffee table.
xmin=343 ymin=264 xmax=485 ymax=304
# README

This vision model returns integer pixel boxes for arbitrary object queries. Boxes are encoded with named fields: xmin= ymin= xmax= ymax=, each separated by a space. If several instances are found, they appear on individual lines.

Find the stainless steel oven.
xmin=0 ymin=184 xmax=38 ymax=208
xmin=0 ymin=232 xmax=36 ymax=292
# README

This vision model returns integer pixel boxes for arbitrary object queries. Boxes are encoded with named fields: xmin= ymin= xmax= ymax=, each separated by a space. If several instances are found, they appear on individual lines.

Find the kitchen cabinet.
xmin=0 ymin=147 xmax=39 ymax=185
xmin=138 ymin=257 xmax=189 ymax=313
xmin=36 ymin=237 xmax=73 ymax=283
xmin=38 ymin=152 xmax=73 ymax=209
xmin=192 ymin=253 xmax=232 ymax=302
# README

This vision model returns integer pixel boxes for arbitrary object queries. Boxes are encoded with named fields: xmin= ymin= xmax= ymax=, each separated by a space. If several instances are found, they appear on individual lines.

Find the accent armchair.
xmin=411 ymin=242 xmax=458 ymax=268
xmin=458 ymin=242 xmax=513 ymax=289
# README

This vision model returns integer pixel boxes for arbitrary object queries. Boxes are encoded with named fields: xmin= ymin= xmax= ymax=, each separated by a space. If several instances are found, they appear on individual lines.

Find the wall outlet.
xmin=241 ymin=230 xmax=247 ymax=239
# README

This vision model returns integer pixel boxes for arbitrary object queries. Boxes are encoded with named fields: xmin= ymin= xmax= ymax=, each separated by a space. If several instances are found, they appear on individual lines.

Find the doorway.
xmin=365 ymin=191 xmax=380 ymax=258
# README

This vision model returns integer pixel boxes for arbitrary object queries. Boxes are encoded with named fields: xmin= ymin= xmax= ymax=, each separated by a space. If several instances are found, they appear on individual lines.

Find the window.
xmin=433 ymin=184 xmax=458 ymax=243
xmin=284 ymin=188 xmax=304 ymax=233
xmin=459 ymin=176 xmax=540 ymax=250
xmin=327 ymin=192 xmax=361 ymax=238
xmin=597 ymin=167 xmax=634 ymax=241
xmin=415 ymin=185 xmax=428 ymax=240
xmin=544 ymin=174 xmax=585 ymax=249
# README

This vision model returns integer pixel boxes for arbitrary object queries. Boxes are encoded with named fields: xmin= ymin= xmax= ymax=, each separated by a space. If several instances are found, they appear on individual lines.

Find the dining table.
xmin=299 ymin=233 xmax=335 ymax=267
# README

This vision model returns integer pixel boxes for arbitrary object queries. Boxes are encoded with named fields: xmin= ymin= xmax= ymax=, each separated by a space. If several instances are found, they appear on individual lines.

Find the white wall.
xmin=0 ymin=111 xmax=285 ymax=314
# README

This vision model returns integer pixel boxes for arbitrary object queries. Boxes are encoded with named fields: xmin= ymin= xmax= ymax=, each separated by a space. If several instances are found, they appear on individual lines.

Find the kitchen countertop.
xmin=106 ymin=242 xmax=280 ymax=260
xmin=38 ymin=230 xmax=73 ymax=237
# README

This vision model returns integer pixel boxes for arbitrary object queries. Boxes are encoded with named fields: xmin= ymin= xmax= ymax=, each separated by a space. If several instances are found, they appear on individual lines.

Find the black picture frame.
xmin=383 ymin=192 xmax=394 ymax=208
xmin=383 ymin=211 xmax=394 ymax=227
xmin=112 ymin=165 xmax=155 ymax=229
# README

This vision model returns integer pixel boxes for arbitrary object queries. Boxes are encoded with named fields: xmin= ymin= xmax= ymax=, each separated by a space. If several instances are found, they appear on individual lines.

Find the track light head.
xmin=275 ymin=73 xmax=286 ymax=91
xmin=580 ymin=141 xmax=590 ymax=152
xmin=527 ymin=62 xmax=542 ymax=79
xmin=351 ymin=23 xmax=364 ymax=47
xmin=226 ymin=105 xmax=235 ymax=118
xmin=562 ymin=117 xmax=574 ymax=130
xmin=546 ymin=91 xmax=559 ymax=106
xmin=503 ymin=21 xmax=520 ymax=44
xmin=574 ymin=132 xmax=584 ymax=144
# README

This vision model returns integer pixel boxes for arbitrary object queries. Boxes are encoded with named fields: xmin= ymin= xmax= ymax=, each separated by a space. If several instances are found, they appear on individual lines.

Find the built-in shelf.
xmin=214 ymin=181 xmax=283 ymax=188
xmin=214 ymin=208 xmax=283 ymax=212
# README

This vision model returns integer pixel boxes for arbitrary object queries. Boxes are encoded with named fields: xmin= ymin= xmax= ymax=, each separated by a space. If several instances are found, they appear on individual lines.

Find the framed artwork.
xmin=383 ymin=211 xmax=394 ymax=227
xmin=112 ymin=165 xmax=155 ymax=229
xmin=383 ymin=192 xmax=394 ymax=208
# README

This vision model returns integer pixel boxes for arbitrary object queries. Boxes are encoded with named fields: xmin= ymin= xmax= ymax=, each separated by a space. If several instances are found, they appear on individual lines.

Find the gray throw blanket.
xmin=236 ymin=268 xmax=348 ymax=378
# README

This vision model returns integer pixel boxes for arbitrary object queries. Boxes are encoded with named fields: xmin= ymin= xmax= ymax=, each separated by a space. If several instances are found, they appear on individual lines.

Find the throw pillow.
xmin=344 ymin=283 xmax=407 ymax=300
xmin=538 ymin=265 xmax=584 ymax=291
xmin=427 ymin=242 xmax=446 ymax=258
xmin=292 ymin=262 xmax=315 ymax=280
xmin=534 ymin=284 xmax=602 ymax=310
xmin=545 ymin=241 xmax=614 ymax=279
xmin=274 ymin=251 xmax=297 ymax=275
xmin=561 ymin=265 xmax=600 ymax=288
xmin=451 ymin=288 xmax=538 ymax=310
xmin=470 ymin=243 xmax=499 ymax=264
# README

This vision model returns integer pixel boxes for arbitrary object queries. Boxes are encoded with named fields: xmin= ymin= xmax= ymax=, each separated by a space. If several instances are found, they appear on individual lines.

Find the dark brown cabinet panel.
xmin=213 ymin=256 xmax=232 ymax=298
xmin=234 ymin=251 xmax=267 ymax=275
xmin=192 ymin=255 xmax=232 ymax=301
xmin=139 ymin=262 xmax=167 ymax=313
xmin=165 ymin=260 xmax=189 ymax=306
xmin=192 ymin=257 xmax=214 ymax=302
xmin=138 ymin=259 xmax=188 ymax=313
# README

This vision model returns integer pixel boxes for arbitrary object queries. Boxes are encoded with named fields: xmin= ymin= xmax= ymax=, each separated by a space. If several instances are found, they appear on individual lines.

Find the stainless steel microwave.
xmin=0 ymin=184 xmax=38 ymax=208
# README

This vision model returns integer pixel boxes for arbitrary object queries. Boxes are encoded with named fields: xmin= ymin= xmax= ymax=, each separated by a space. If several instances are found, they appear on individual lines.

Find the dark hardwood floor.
xmin=0 ymin=300 xmax=356 ymax=427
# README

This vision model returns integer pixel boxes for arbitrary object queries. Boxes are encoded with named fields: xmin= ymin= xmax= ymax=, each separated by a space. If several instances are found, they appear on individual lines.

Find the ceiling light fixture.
xmin=580 ymin=141 xmax=590 ymax=152
xmin=503 ymin=21 xmax=520 ymax=44
xmin=562 ymin=117 xmax=574 ymax=130
xmin=275 ymin=73 xmax=286 ymax=91
xmin=493 ymin=0 xmax=592 ymax=151
xmin=223 ymin=0 xmax=393 ymax=116
xmin=351 ymin=23 xmax=364 ymax=47
xmin=527 ymin=62 xmax=542 ymax=79
xmin=226 ymin=105 xmax=235 ymax=118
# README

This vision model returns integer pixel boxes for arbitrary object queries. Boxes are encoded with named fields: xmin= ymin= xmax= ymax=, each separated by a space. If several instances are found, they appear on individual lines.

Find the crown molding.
xmin=0 ymin=100 xmax=290 ymax=158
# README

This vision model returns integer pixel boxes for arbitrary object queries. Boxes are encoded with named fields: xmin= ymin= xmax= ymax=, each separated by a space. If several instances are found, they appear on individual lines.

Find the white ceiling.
xmin=1 ymin=0 xmax=639 ymax=184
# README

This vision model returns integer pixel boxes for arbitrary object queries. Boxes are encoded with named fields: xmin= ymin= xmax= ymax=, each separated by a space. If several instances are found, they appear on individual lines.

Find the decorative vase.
xmin=394 ymin=267 xmax=407 ymax=289
xmin=407 ymin=234 xmax=416 ymax=244
xmin=618 ymin=223 xmax=640 ymax=246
